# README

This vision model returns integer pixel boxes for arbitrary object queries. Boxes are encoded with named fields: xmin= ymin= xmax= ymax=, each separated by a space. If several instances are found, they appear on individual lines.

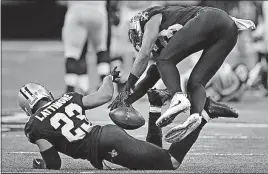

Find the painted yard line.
xmin=3 ymin=133 xmax=267 ymax=140
xmin=2 ymin=120 xmax=268 ymax=129
xmin=5 ymin=151 xmax=268 ymax=157
xmin=187 ymin=152 xmax=268 ymax=156
xmin=2 ymin=112 xmax=268 ymax=128
xmin=133 ymin=135 xmax=268 ymax=140
xmin=1 ymin=172 xmax=95 ymax=174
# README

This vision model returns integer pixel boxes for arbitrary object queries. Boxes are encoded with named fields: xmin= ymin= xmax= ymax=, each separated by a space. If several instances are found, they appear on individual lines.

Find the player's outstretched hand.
xmin=110 ymin=66 xmax=121 ymax=83
xmin=108 ymin=91 xmax=131 ymax=111
xmin=33 ymin=158 xmax=46 ymax=169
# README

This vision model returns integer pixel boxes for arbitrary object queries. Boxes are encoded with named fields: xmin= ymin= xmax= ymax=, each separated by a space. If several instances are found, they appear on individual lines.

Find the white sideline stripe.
xmin=2 ymin=172 xmax=94 ymax=174
xmin=134 ymin=135 xmax=267 ymax=140
xmin=6 ymin=151 xmax=267 ymax=156
xmin=2 ymin=133 xmax=267 ymax=140
xmin=188 ymin=153 xmax=268 ymax=156
xmin=3 ymin=133 xmax=267 ymax=140
xmin=2 ymin=112 xmax=268 ymax=128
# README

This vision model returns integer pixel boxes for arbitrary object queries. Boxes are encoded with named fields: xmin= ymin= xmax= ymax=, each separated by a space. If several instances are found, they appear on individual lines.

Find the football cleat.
xmin=156 ymin=92 xmax=191 ymax=128
xmin=148 ymin=88 xmax=239 ymax=119
xmin=147 ymin=88 xmax=172 ymax=107
xmin=204 ymin=97 xmax=239 ymax=119
xmin=164 ymin=113 xmax=202 ymax=143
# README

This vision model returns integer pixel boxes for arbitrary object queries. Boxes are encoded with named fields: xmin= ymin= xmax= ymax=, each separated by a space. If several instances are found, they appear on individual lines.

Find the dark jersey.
xmin=132 ymin=5 xmax=205 ymax=54
xmin=24 ymin=92 xmax=97 ymax=160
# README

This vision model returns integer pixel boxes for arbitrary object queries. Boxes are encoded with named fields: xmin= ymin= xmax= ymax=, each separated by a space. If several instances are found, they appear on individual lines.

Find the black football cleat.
xmin=147 ymin=88 xmax=172 ymax=107
xmin=204 ymin=97 xmax=239 ymax=118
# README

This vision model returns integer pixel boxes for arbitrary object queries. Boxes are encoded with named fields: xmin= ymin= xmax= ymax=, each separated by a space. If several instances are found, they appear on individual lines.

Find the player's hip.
xmin=65 ymin=5 xmax=107 ymax=25
xmin=185 ymin=7 xmax=237 ymax=38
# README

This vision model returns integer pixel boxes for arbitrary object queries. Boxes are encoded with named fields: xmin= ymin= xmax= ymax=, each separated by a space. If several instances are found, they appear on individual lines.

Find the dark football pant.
xmin=156 ymin=8 xmax=238 ymax=114
xmin=98 ymin=124 xmax=202 ymax=170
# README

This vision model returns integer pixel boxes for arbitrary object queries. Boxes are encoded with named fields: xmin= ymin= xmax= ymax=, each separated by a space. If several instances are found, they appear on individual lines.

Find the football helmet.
xmin=18 ymin=83 xmax=54 ymax=116
xmin=128 ymin=13 xmax=143 ymax=52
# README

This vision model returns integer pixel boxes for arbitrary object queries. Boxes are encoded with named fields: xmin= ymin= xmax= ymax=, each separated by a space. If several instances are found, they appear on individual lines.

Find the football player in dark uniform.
xmin=19 ymin=69 xmax=219 ymax=170
xmin=111 ymin=5 xmax=255 ymax=141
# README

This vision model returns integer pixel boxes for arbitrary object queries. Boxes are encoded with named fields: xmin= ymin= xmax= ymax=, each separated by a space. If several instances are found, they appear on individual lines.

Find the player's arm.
xmin=82 ymin=75 xmax=114 ymax=110
xmin=35 ymin=139 xmax=61 ymax=170
xmin=124 ymin=14 xmax=162 ymax=91
xmin=126 ymin=64 xmax=161 ymax=104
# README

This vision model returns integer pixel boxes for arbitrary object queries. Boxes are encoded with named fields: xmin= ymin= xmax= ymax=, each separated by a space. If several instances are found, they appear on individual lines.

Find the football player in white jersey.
xmin=61 ymin=1 xmax=110 ymax=94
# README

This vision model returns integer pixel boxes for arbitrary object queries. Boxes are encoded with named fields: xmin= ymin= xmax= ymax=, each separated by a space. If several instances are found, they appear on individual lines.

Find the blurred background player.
xmin=264 ymin=2 xmax=268 ymax=54
xmin=61 ymin=1 xmax=110 ymax=94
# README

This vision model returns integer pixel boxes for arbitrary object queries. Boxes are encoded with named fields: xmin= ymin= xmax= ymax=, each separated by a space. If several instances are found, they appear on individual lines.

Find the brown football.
xmin=109 ymin=106 xmax=145 ymax=130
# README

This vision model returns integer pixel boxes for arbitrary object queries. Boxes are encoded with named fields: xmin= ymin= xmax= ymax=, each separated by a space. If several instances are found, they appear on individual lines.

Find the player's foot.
xmin=147 ymin=88 xmax=172 ymax=107
xmin=204 ymin=97 xmax=239 ymax=118
xmin=148 ymin=88 xmax=239 ymax=119
xmin=156 ymin=92 xmax=191 ymax=128
xmin=164 ymin=113 xmax=202 ymax=143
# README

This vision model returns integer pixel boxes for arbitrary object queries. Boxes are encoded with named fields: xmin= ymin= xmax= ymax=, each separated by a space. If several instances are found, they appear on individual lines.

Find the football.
xmin=109 ymin=106 xmax=145 ymax=130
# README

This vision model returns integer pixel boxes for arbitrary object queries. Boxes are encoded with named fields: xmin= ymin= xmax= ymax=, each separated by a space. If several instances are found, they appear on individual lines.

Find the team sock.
xmin=168 ymin=118 xmax=207 ymax=163
xmin=146 ymin=106 xmax=162 ymax=148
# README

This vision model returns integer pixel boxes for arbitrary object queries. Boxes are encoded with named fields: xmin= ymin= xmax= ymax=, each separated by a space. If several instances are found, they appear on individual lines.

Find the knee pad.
xmin=66 ymin=57 xmax=88 ymax=75
xmin=77 ymin=58 xmax=88 ymax=75
xmin=65 ymin=57 xmax=79 ymax=74
xmin=97 ymin=51 xmax=110 ymax=76
xmin=97 ymin=51 xmax=110 ymax=64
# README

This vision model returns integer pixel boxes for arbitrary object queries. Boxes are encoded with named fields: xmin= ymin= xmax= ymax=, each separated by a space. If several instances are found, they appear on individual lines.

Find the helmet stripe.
xmin=25 ymin=86 xmax=33 ymax=96
xmin=20 ymin=89 xmax=29 ymax=100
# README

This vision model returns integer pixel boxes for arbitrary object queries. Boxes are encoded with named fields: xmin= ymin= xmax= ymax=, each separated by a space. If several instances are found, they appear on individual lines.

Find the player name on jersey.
xmin=36 ymin=94 xmax=73 ymax=121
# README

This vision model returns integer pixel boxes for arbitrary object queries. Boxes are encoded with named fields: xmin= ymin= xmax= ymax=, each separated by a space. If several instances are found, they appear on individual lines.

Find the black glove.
xmin=33 ymin=158 xmax=46 ymax=169
xmin=110 ymin=66 xmax=121 ymax=83
xmin=108 ymin=91 xmax=131 ymax=111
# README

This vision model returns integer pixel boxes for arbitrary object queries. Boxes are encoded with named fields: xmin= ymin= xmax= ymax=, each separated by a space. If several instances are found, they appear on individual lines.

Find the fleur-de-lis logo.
xmin=108 ymin=149 xmax=118 ymax=158
xmin=140 ymin=12 xmax=149 ymax=21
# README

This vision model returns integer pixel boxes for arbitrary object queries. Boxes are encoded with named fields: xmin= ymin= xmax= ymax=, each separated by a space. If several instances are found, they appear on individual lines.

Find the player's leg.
xmin=187 ymin=18 xmax=238 ymax=115
xmin=77 ymin=41 xmax=89 ymax=94
xmin=167 ymin=115 xmax=207 ymax=164
xmin=156 ymin=8 xmax=237 ymax=127
xmin=89 ymin=9 xmax=110 ymax=83
xmin=155 ymin=9 xmax=212 ymax=127
xmin=62 ymin=8 xmax=88 ymax=93
xmin=168 ymin=15 xmax=238 ymax=141
xmin=146 ymin=87 xmax=171 ymax=148
xmin=99 ymin=124 xmax=174 ymax=170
